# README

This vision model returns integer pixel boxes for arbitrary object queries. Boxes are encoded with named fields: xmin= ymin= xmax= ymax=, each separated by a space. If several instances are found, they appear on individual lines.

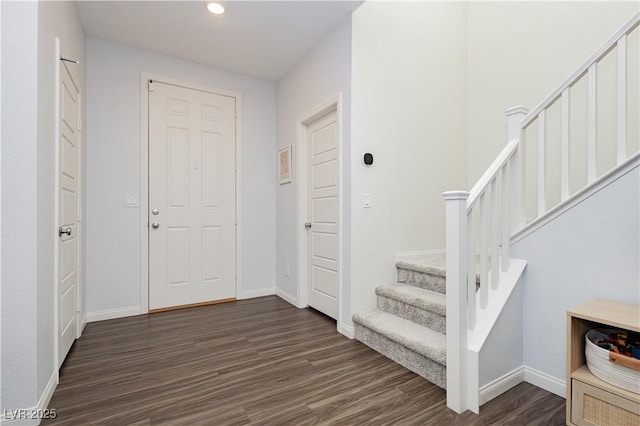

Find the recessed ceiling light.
xmin=205 ymin=2 xmax=225 ymax=15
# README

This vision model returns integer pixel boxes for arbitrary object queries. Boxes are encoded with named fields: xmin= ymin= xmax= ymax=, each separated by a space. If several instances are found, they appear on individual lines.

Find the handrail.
xmin=522 ymin=11 xmax=640 ymax=128
xmin=444 ymin=11 xmax=639 ymax=416
xmin=467 ymin=138 xmax=518 ymax=210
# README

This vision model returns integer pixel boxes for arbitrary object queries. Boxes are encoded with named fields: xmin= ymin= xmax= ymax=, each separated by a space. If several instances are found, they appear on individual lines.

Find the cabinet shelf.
xmin=566 ymin=299 xmax=640 ymax=425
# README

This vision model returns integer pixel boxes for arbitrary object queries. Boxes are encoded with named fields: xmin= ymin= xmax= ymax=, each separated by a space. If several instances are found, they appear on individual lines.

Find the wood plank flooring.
xmin=44 ymin=296 xmax=565 ymax=425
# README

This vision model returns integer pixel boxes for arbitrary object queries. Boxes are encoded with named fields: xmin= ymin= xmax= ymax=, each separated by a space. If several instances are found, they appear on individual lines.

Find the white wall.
xmin=479 ymin=282 xmax=523 ymax=390
xmin=350 ymin=2 xmax=468 ymax=320
xmin=1 ymin=0 xmax=39 ymax=412
xmin=275 ymin=17 xmax=352 ymax=329
xmin=512 ymin=166 xmax=640 ymax=386
xmin=85 ymin=38 xmax=276 ymax=316
xmin=37 ymin=0 xmax=86 ymax=398
xmin=1 ymin=0 xmax=85 ymax=413
xmin=467 ymin=2 xmax=640 ymax=186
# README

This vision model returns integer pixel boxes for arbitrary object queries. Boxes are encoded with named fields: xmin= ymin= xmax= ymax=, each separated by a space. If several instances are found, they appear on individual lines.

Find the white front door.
xmin=148 ymin=81 xmax=236 ymax=311
xmin=306 ymin=109 xmax=339 ymax=319
xmin=58 ymin=60 xmax=80 ymax=367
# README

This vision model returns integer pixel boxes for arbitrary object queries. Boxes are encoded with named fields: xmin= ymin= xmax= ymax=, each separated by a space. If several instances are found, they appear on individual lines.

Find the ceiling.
xmin=77 ymin=1 xmax=362 ymax=81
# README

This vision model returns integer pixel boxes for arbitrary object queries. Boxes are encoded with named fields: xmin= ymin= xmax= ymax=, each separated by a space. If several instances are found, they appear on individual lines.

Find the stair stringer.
xmin=464 ymin=259 xmax=527 ymax=413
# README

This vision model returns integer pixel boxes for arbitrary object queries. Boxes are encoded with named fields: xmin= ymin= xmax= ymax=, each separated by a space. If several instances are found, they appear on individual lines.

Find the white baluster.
xmin=617 ymin=36 xmax=627 ymax=165
xmin=588 ymin=64 xmax=597 ymax=183
xmin=505 ymin=106 xmax=528 ymax=232
xmin=501 ymin=163 xmax=510 ymax=272
xmin=561 ymin=89 xmax=570 ymax=201
xmin=537 ymin=110 xmax=546 ymax=217
xmin=467 ymin=209 xmax=476 ymax=330
xmin=443 ymin=190 xmax=470 ymax=414
xmin=490 ymin=179 xmax=499 ymax=290
xmin=479 ymin=193 xmax=488 ymax=309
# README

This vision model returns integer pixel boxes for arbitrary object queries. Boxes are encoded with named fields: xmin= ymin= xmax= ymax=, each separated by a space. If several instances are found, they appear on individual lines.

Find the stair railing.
xmin=516 ymin=11 xmax=639 ymax=229
xmin=443 ymin=10 xmax=639 ymax=415
xmin=443 ymin=108 xmax=524 ymax=414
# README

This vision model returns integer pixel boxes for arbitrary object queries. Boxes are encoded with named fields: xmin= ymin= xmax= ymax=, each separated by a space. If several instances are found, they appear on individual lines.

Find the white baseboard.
xmin=524 ymin=366 xmax=566 ymax=398
xmin=339 ymin=323 xmax=355 ymax=339
xmin=239 ymin=287 xmax=275 ymax=299
xmin=87 ymin=306 xmax=141 ymax=323
xmin=395 ymin=249 xmax=445 ymax=263
xmin=1 ymin=370 xmax=58 ymax=425
xmin=79 ymin=313 xmax=87 ymax=336
xmin=275 ymin=288 xmax=297 ymax=306
xmin=479 ymin=366 xmax=525 ymax=405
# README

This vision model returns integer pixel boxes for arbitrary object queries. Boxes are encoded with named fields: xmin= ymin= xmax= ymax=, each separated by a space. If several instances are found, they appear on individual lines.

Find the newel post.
xmin=443 ymin=190 xmax=469 ymax=414
xmin=505 ymin=106 xmax=529 ymax=233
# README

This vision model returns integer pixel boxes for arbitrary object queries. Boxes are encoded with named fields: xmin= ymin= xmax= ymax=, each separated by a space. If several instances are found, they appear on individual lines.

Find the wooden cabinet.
xmin=566 ymin=299 xmax=640 ymax=425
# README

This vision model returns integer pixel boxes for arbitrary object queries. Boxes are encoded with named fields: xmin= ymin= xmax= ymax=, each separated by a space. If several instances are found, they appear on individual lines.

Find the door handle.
xmin=59 ymin=226 xmax=72 ymax=237
xmin=151 ymin=222 xmax=160 ymax=229
xmin=305 ymin=222 xmax=312 ymax=229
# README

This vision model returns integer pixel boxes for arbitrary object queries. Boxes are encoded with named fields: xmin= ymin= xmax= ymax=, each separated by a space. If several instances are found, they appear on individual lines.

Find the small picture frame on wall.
xmin=278 ymin=145 xmax=292 ymax=184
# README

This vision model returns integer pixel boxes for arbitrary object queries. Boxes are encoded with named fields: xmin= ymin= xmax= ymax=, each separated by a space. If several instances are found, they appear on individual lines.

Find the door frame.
xmin=54 ymin=37 xmax=84 ymax=371
xmin=296 ymin=94 xmax=343 ymax=330
xmin=139 ymin=73 xmax=243 ymax=313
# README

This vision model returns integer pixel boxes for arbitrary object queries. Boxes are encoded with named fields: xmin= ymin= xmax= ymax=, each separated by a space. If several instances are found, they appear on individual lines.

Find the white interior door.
xmin=148 ymin=81 xmax=236 ymax=311
xmin=58 ymin=60 xmax=80 ymax=367
xmin=306 ymin=109 xmax=339 ymax=319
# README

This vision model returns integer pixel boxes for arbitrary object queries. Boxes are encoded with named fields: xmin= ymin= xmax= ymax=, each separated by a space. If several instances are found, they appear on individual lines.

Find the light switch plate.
xmin=124 ymin=194 xmax=139 ymax=208
xmin=363 ymin=193 xmax=371 ymax=208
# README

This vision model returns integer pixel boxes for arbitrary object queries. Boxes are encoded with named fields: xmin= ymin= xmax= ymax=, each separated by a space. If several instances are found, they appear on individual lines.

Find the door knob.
xmin=151 ymin=222 xmax=160 ymax=229
xmin=304 ymin=222 xmax=312 ymax=229
xmin=152 ymin=208 xmax=159 ymax=215
xmin=58 ymin=226 xmax=72 ymax=237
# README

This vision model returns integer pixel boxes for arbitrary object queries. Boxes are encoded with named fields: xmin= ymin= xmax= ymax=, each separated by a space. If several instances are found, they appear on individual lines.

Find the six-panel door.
xmin=149 ymin=82 xmax=236 ymax=310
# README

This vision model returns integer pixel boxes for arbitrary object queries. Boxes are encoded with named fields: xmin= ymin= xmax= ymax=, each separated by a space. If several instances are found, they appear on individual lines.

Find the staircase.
xmin=353 ymin=259 xmax=480 ymax=389
xmin=352 ymin=10 xmax=640 ymax=416
xmin=353 ymin=260 xmax=448 ymax=388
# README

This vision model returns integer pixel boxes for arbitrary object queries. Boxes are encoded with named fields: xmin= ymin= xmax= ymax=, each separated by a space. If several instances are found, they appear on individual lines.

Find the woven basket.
xmin=585 ymin=329 xmax=640 ymax=394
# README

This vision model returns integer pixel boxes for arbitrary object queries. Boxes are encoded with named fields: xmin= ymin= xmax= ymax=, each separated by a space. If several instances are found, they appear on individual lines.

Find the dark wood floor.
xmin=44 ymin=296 xmax=565 ymax=425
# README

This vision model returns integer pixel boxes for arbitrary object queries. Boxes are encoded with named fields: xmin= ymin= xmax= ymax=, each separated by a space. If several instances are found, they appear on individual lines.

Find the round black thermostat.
xmin=363 ymin=153 xmax=373 ymax=165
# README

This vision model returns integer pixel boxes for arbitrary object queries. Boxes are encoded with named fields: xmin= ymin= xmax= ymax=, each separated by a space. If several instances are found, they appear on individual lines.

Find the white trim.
xmin=79 ymin=314 xmax=87 ymax=335
xmin=395 ymin=249 xmax=445 ymax=263
xmin=87 ymin=306 xmax=141 ymax=323
xmin=512 ymin=153 xmax=639 ymax=244
xmin=275 ymin=288 xmax=298 ymax=307
xmin=53 ymin=36 xmax=61 ymax=376
xmin=524 ymin=366 xmax=566 ymax=398
xmin=38 ymin=370 xmax=58 ymax=418
xmin=139 ymin=73 xmax=243 ymax=313
xmin=296 ymin=94 xmax=343 ymax=326
xmin=339 ymin=323 xmax=355 ymax=339
xmin=75 ymin=73 xmax=84 ymax=340
xmin=479 ymin=366 xmax=525 ymax=406
xmin=239 ymin=287 xmax=275 ymax=299
xmin=1 ymin=370 xmax=58 ymax=425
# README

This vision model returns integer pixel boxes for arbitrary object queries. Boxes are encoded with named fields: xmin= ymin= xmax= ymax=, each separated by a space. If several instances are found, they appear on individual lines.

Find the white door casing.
xmin=58 ymin=58 xmax=80 ymax=367
xmin=305 ymin=108 xmax=339 ymax=319
xmin=148 ymin=81 xmax=237 ymax=310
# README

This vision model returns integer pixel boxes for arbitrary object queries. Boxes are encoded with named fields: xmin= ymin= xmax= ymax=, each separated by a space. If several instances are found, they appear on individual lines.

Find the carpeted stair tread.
xmin=396 ymin=260 xmax=481 ymax=283
xmin=376 ymin=284 xmax=445 ymax=317
xmin=352 ymin=309 xmax=446 ymax=365
xmin=396 ymin=260 xmax=446 ymax=277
